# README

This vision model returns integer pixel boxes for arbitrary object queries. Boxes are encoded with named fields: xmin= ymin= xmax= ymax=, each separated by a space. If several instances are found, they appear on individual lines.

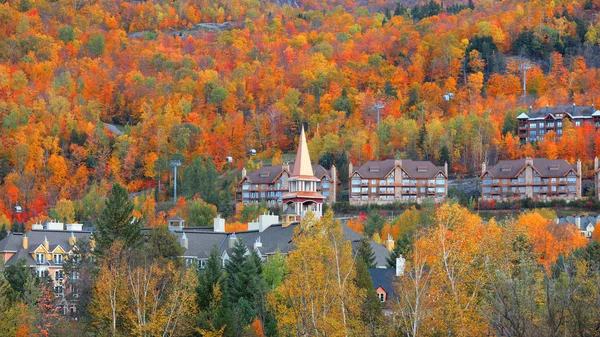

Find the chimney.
xmin=22 ymin=234 xmax=28 ymax=249
xmin=330 ymin=164 xmax=337 ymax=202
xmin=282 ymin=163 xmax=290 ymax=173
xmin=592 ymin=104 xmax=595 ymax=112
xmin=573 ymin=103 xmax=576 ymax=114
xmin=385 ymin=234 xmax=395 ymax=251
xmin=241 ymin=167 xmax=247 ymax=177
xmin=481 ymin=162 xmax=487 ymax=176
xmin=525 ymin=157 xmax=533 ymax=167
xmin=43 ymin=236 xmax=49 ymax=250
xmin=546 ymin=105 xmax=549 ymax=114
xmin=180 ymin=232 xmax=188 ymax=250
xmin=69 ymin=232 xmax=76 ymax=246
xmin=259 ymin=213 xmax=278 ymax=232
xmin=529 ymin=106 xmax=532 ymax=115
xmin=577 ymin=159 xmax=582 ymax=177
xmin=229 ymin=233 xmax=237 ymax=249
xmin=444 ymin=161 xmax=448 ymax=176
xmin=253 ymin=236 xmax=262 ymax=250
xmin=396 ymin=255 xmax=406 ymax=277
xmin=214 ymin=214 xmax=225 ymax=233
xmin=575 ymin=216 xmax=581 ymax=230
xmin=348 ymin=162 xmax=353 ymax=179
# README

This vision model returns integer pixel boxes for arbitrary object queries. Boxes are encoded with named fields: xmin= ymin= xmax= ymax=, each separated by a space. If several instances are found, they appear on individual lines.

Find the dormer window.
xmin=54 ymin=254 xmax=63 ymax=264
xmin=36 ymin=253 xmax=45 ymax=264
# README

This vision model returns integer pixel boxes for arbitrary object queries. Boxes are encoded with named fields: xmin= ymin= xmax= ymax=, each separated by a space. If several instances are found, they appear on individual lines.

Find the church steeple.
xmin=292 ymin=125 xmax=314 ymax=177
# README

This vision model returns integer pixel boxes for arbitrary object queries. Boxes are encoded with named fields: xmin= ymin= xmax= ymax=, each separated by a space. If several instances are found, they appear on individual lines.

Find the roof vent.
xmin=501 ymin=166 xmax=512 ymax=172
xmin=369 ymin=167 xmax=379 ymax=172
xmin=259 ymin=172 xmax=270 ymax=177
xmin=549 ymin=165 xmax=560 ymax=171
xmin=417 ymin=166 xmax=428 ymax=172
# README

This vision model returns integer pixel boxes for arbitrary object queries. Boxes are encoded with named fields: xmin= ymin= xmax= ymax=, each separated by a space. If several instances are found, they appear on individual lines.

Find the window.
xmin=55 ymin=285 xmax=64 ymax=296
xmin=371 ymin=179 xmax=377 ymax=185
xmin=483 ymin=179 xmax=491 ymax=185
xmin=71 ymin=271 xmax=79 ymax=281
xmin=55 ymin=270 xmax=64 ymax=282
xmin=387 ymin=176 xmax=394 ymax=184
xmin=370 ymin=187 xmax=377 ymax=193
xmin=185 ymin=258 xmax=195 ymax=267
xmin=72 ymin=285 xmax=79 ymax=298
xmin=380 ymin=179 xmax=386 ymax=186
xmin=428 ymin=179 xmax=435 ymax=185
xmin=36 ymin=253 xmax=45 ymax=264
xmin=351 ymin=187 xmax=361 ymax=193
xmin=557 ymin=121 xmax=562 ymax=127
xmin=530 ymin=123 xmax=537 ymax=129
xmin=530 ymin=130 xmax=537 ymax=136
xmin=199 ymin=260 xmax=206 ymax=269
xmin=539 ymin=122 xmax=544 ymax=129
xmin=36 ymin=270 xmax=49 ymax=278
xmin=351 ymin=177 xmax=360 ymax=185
xmin=69 ymin=304 xmax=76 ymax=315
xmin=436 ymin=187 xmax=445 ymax=193
xmin=575 ymin=121 xmax=581 ymax=126
xmin=242 ymin=183 xmax=250 ymax=190
xmin=378 ymin=293 xmax=385 ymax=302
xmin=54 ymin=254 xmax=63 ymax=265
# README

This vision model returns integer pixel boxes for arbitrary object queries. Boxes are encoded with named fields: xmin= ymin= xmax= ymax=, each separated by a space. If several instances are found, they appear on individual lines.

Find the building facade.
xmin=0 ymin=221 xmax=90 ymax=317
xmin=481 ymin=158 xmax=581 ymax=201
xmin=517 ymin=104 xmax=599 ymax=143
xmin=348 ymin=159 xmax=448 ymax=205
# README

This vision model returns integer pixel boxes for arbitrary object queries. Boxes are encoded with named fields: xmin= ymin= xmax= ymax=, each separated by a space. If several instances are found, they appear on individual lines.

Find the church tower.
xmin=282 ymin=126 xmax=326 ymax=219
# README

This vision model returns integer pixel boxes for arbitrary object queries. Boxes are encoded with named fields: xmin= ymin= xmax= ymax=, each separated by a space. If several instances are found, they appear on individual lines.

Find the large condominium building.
xmin=349 ymin=159 xmax=448 ymax=205
xmin=0 ymin=221 xmax=90 ymax=317
xmin=481 ymin=158 xmax=581 ymax=201
xmin=517 ymin=104 xmax=599 ymax=143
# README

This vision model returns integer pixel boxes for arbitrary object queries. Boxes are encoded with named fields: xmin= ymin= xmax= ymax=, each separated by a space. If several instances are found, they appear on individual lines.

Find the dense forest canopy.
xmin=1 ymin=0 xmax=600 ymax=222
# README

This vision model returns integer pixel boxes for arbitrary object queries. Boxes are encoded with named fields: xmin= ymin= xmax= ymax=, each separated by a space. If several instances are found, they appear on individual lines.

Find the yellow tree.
xmin=416 ymin=203 xmax=489 ymax=336
xmin=269 ymin=210 xmax=365 ymax=336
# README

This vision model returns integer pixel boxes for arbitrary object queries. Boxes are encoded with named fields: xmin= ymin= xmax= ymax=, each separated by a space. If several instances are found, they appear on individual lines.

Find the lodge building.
xmin=517 ymin=104 xmax=599 ymax=143
xmin=481 ymin=158 xmax=581 ymax=201
xmin=348 ymin=159 xmax=448 ymax=205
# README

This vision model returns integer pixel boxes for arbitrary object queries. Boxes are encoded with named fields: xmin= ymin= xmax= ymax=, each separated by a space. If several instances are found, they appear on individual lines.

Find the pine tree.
xmin=354 ymin=260 xmax=383 ymax=335
xmin=357 ymin=238 xmax=376 ymax=268
xmin=0 ymin=224 xmax=7 ymax=240
xmin=198 ymin=246 xmax=224 ymax=310
xmin=94 ymin=183 xmax=143 ymax=256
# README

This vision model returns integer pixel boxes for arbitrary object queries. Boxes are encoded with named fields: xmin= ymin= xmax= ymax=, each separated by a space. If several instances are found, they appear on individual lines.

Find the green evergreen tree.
xmin=332 ymin=88 xmax=352 ymax=117
xmin=197 ymin=246 xmax=224 ymax=309
xmin=363 ymin=210 xmax=385 ymax=239
xmin=386 ymin=237 xmax=411 ymax=268
xmin=318 ymin=151 xmax=335 ymax=169
xmin=357 ymin=238 xmax=376 ymax=268
xmin=0 ymin=224 xmax=7 ymax=240
xmin=439 ymin=145 xmax=451 ymax=168
xmin=94 ymin=183 xmax=143 ymax=256
xmin=146 ymin=226 xmax=184 ymax=263
xmin=417 ymin=124 xmax=428 ymax=160
xmin=354 ymin=260 xmax=383 ymax=335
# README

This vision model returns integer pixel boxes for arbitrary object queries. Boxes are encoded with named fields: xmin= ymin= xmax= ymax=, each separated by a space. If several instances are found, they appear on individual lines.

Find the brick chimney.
xmin=595 ymin=157 xmax=599 ymax=173
xmin=481 ymin=162 xmax=487 ymax=176
xmin=577 ymin=159 xmax=582 ymax=177
xmin=385 ymin=234 xmax=395 ymax=251
xmin=348 ymin=162 xmax=353 ymax=178
xmin=444 ymin=161 xmax=448 ymax=176
xmin=22 ymin=234 xmax=28 ymax=249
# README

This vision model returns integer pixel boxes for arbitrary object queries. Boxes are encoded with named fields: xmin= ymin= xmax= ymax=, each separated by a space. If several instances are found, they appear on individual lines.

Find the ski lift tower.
xmin=520 ymin=63 xmax=531 ymax=104
xmin=170 ymin=160 xmax=182 ymax=204
xmin=373 ymin=101 xmax=384 ymax=125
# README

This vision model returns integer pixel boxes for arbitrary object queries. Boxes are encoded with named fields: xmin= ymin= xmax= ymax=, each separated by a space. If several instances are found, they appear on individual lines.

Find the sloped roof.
xmin=292 ymin=126 xmax=314 ymax=177
xmin=343 ymin=225 xmax=390 ymax=268
xmin=484 ymin=158 xmax=577 ymax=178
xmin=354 ymin=159 xmax=399 ymax=179
xmin=527 ymin=104 xmax=595 ymax=120
xmin=559 ymin=216 xmax=599 ymax=231
xmin=369 ymin=268 xmax=397 ymax=300
xmin=402 ymin=159 xmax=446 ymax=179
xmin=0 ymin=230 xmax=92 ymax=266
xmin=244 ymin=165 xmax=288 ymax=184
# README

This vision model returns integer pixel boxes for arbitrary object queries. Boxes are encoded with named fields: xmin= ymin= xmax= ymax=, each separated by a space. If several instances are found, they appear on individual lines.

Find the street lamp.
xmin=170 ymin=160 xmax=182 ymax=204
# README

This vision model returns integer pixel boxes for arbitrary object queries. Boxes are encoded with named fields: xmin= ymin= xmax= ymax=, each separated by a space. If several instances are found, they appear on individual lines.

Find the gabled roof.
xmin=484 ymin=158 xmax=577 ymax=179
xmin=526 ymin=104 xmax=596 ymax=120
xmin=401 ymin=160 xmax=446 ymax=179
xmin=0 ymin=230 xmax=92 ymax=266
xmin=354 ymin=159 xmax=399 ymax=179
xmin=369 ymin=268 xmax=397 ymax=300
xmin=343 ymin=225 xmax=390 ymax=268
xmin=517 ymin=113 xmax=529 ymax=119
xmin=244 ymin=165 xmax=288 ymax=184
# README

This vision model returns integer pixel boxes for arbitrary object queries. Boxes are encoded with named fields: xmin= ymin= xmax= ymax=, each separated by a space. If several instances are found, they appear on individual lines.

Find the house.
xmin=557 ymin=215 xmax=598 ymax=238
xmin=368 ymin=256 xmax=405 ymax=315
xmin=0 ymin=221 xmax=90 ymax=317
xmin=172 ymin=213 xmax=391 ymax=269
xmin=236 ymin=130 xmax=337 ymax=207
xmin=594 ymin=157 xmax=600 ymax=200
xmin=517 ymin=104 xmax=599 ymax=143
xmin=481 ymin=158 xmax=582 ymax=201
xmin=349 ymin=159 xmax=448 ymax=205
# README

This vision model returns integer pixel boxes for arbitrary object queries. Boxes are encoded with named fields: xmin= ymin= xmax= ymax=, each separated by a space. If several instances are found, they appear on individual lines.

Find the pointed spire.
xmin=292 ymin=125 xmax=314 ymax=177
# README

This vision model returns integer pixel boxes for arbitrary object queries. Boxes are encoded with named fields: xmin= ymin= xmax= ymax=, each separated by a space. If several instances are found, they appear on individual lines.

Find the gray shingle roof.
xmin=244 ymin=165 xmax=288 ymax=184
xmin=353 ymin=159 xmax=445 ymax=180
xmin=369 ymin=268 xmax=397 ymax=299
xmin=0 ymin=230 xmax=92 ymax=266
xmin=485 ymin=158 xmax=577 ymax=179
xmin=526 ymin=104 xmax=597 ymax=120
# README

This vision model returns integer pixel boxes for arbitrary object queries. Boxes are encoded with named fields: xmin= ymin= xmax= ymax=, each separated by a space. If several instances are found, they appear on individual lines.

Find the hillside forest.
xmin=2 ymin=0 xmax=600 ymax=224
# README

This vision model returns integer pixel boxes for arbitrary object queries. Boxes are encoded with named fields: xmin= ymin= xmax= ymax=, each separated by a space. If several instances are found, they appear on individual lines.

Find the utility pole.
xmin=520 ymin=63 xmax=531 ymax=104
xmin=170 ymin=160 xmax=181 ymax=204
xmin=373 ymin=101 xmax=384 ymax=125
